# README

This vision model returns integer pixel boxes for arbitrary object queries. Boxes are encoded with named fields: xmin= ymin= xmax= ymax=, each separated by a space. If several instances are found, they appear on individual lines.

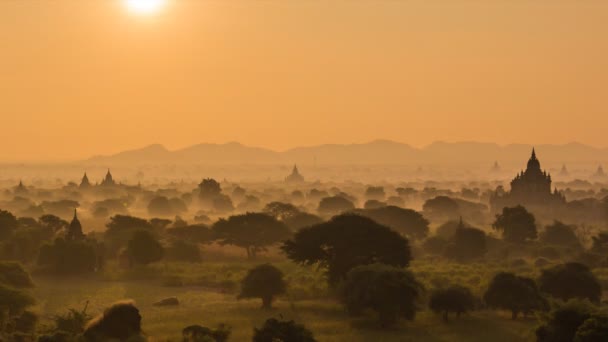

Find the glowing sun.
xmin=125 ymin=0 xmax=166 ymax=15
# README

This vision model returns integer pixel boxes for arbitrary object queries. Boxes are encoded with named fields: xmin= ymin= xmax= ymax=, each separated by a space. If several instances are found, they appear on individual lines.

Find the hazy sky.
xmin=1 ymin=0 xmax=607 ymax=161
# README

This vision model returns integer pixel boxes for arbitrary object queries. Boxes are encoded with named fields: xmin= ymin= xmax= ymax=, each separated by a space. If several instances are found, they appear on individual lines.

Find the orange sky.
xmin=1 ymin=0 xmax=607 ymax=161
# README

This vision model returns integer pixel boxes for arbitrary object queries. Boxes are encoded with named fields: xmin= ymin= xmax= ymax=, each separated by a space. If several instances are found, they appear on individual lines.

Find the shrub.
xmin=538 ymin=263 xmax=602 ymax=303
xmin=238 ymin=264 xmax=286 ymax=309
xmin=253 ymin=318 xmax=316 ymax=342
xmin=429 ymin=285 xmax=476 ymax=322
xmin=126 ymin=230 xmax=164 ymax=266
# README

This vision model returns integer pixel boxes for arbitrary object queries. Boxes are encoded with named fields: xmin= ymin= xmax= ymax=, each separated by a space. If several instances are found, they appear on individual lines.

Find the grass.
xmin=28 ymin=259 xmax=541 ymax=341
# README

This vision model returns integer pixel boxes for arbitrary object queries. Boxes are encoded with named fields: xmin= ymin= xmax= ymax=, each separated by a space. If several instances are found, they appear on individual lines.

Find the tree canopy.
xmin=282 ymin=214 xmax=411 ymax=285
xmin=492 ymin=205 xmax=537 ymax=243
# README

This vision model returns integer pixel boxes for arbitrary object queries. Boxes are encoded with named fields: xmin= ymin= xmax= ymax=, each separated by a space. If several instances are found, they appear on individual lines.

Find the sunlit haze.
xmin=1 ymin=0 xmax=607 ymax=161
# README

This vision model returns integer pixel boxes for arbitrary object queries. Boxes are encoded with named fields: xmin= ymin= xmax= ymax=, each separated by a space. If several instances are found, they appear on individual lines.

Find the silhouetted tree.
xmin=282 ymin=214 xmax=411 ymax=285
xmin=0 ymin=210 xmax=18 ymax=240
xmin=423 ymin=196 xmax=459 ymax=221
xmin=541 ymin=221 xmax=581 ymax=248
xmin=0 ymin=284 xmax=35 ymax=316
xmin=443 ymin=223 xmax=486 ymax=262
xmin=283 ymin=212 xmax=323 ymax=231
xmin=429 ymin=285 xmax=476 ymax=322
xmin=484 ymin=272 xmax=547 ymax=319
xmin=422 ymin=236 xmax=448 ymax=255
xmin=126 ymin=230 xmax=164 ymax=266
xmin=38 ymin=214 xmax=68 ymax=233
xmin=341 ymin=263 xmax=422 ymax=327
xmin=574 ymin=312 xmax=608 ymax=342
xmin=37 ymin=238 xmax=101 ymax=275
xmin=253 ymin=318 xmax=316 ymax=342
xmin=166 ymin=240 xmax=201 ymax=263
xmin=538 ymin=263 xmax=601 ymax=303
xmin=356 ymin=206 xmax=430 ymax=240
xmin=147 ymin=196 xmax=173 ymax=217
xmin=198 ymin=178 xmax=222 ymax=201
xmin=238 ymin=264 xmax=286 ymax=309
xmin=492 ymin=205 xmax=537 ymax=243
xmin=0 ymin=262 xmax=33 ymax=288
xmin=212 ymin=213 xmax=291 ymax=259
xmin=105 ymin=215 xmax=155 ymax=254
xmin=317 ymin=196 xmax=355 ymax=217
xmin=536 ymin=299 xmax=604 ymax=342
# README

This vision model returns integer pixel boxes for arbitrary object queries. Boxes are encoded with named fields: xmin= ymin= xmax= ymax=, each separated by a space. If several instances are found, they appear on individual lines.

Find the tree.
xmin=212 ymin=194 xmax=235 ymax=213
xmin=166 ymin=240 xmax=201 ymax=263
xmin=443 ymin=224 xmax=486 ymax=262
xmin=212 ymin=213 xmax=291 ymax=259
xmin=105 ymin=215 xmax=155 ymax=254
xmin=355 ymin=206 xmax=429 ymax=240
xmin=541 ymin=221 xmax=581 ymax=248
xmin=198 ymin=178 xmax=222 ymax=201
xmin=538 ymin=263 xmax=602 ymax=303
xmin=575 ymin=313 xmax=608 ymax=342
xmin=423 ymin=196 xmax=460 ymax=221
xmin=38 ymin=214 xmax=68 ymax=233
xmin=492 ymin=205 xmax=537 ymax=243
xmin=429 ymin=285 xmax=476 ymax=322
xmin=317 ymin=196 xmax=355 ymax=217
xmin=536 ymin=299 xmax=602 ymax=342
xmin=37 ymin=238 xmax=101 ymax=275
xmin=0 ymin=210 xmax=18 ymax=240
xmin=0 ymin=262 xmax=33 ymax=288
xmin=0 ymin=284 xmax=35 ymax=316
xmin=484 ymin=272 xmax=547 ymax=319
xmin=238 ymin=264 xmax=286 ymax=309
xmin=282 ymin=214 xmax=411 ymax=285
xmin=166 ymin=225 xmax=213 ymax=244
xmin=253 ymin=318 xmax=317 ymax=342
xmin=147 ymin=196 xmax=173 ymax=217
xmin=341 ymin=263 xmax=422 ymax=327
xmin=126 ymin=230 xmax=164 ymax=266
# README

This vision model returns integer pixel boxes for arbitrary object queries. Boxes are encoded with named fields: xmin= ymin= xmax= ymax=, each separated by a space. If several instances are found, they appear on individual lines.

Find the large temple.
xmin=490 ymin=149 xmax=565 ymax=212
xmin=285 ymin=164 xmax=305 ymax=183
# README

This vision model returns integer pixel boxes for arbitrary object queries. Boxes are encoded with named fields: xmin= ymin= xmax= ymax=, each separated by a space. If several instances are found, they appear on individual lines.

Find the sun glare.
xmin=125 ymin=0 xmax=166 ymax=15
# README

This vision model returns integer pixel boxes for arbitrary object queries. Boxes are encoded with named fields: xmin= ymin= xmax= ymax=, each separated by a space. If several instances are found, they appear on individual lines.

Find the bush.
xmin=484 ymin=272 xmax=547 ymax=319
xmin=37 ymin=238 xmax=101 ymax=275
xmin=538 ymin=263 xmax=602 ymax=303
xmin=0 ymin=262 xmax=33 ymax=288
xmin=0 ymin=284 xmax=35 ymax=315
xmin=238 ymin=264 xmax=286 ymax=309
xmin=126 ymin=230 xmax=164 ymax=266
xmin=253 ymin=318 xmax=316 ymax=342
xmin=341 ymin=263 xmax=422 ymax=327
xmin=429 ymin=285 xmax=476 ymax=322
xmin=536 ymin=299 xmax=606 ymax=342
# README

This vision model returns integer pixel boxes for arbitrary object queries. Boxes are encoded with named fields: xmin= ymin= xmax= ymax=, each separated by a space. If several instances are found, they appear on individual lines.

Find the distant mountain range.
xmin=85 ymin=140 xmax=608 ymax=166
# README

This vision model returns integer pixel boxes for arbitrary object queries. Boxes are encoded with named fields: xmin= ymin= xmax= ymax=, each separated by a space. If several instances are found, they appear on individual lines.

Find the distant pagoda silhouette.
xmin=80 ymin=172 xmax=91 ymax=188
xmin=491 ymin=148 xmax=565 ymax=212
xmin=285 ymin=164 xmax=305 ymax=183
xmin=559 ymin=164 xmax=569 ymax=177
xmin=490 ymin=161 xmax=501 ymax=172
xmin=66 ymin=209 xmax=85 ymax=241
xmin=100 ymin=169 xmax=116 ymax=187
xmin=593 ymin=165 xmax=605 ymax=178
xmin=14 ymin=180 xmax=28 ymax=195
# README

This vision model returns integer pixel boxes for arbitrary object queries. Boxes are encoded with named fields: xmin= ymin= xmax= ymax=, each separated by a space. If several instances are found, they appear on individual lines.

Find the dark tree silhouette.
xmin=282 ymin=214 xmax=411 ymax=285
xmin=538 ymin=263 xmax=602 ymax=303
xmin=365 ymin=186 xmax=386 ymax=201
xmin=198 ymin=178 xmax=222 ymax=200
xmin=541 ymin=221 xmax=581 ymax=247
xmin=212 ymin=213 xmax=291 ymax=259
xmin=253 ymin=318 xmax=317 ymax=342
xmin=492 ymin=205 xmax=537 ymax=243
xmin=356 ymin=206 xmax=430 ymax=240
xmin=238 ymin=264 xmax=286 ymax=309
xmin=341 ymin=263 xmax=422 ymax=327
xmin=429 ymin=285 xmax=476 ymax=322
xmin=0 ymin=262 xmax=33 ymax=288
xmin=38 ymin=214 xmax=68 ymax=233
xmin=317 ymin=196 xmax=355 ymax=217
xmin=37 ymin=238 xmax=101 ymax=275
xmin=423 ymin=196 xmax=460 ymax=220
xmin=0 ymin=284 xmax=35 ymax=316
xmin=443 ymin=222 xmax=486 ymax=262
xmin=283 ymin=212 xmax=323 ymax=231
xmin=484 ymin=272 xmax=547 ymax=319
xmin=536 ymin=300 xmax=604 ymax=342
xmin=147 ymin=196 xmax=173 ymax=217
xmin=0 ymin=209 xmax=18 ymax=240
xmin=126 ymin=230 xmax=164 ymax=266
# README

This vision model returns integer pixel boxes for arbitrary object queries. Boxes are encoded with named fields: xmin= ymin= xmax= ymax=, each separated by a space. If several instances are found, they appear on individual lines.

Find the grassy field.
xmin=29 ymin=259 xmax=541 ymax=342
